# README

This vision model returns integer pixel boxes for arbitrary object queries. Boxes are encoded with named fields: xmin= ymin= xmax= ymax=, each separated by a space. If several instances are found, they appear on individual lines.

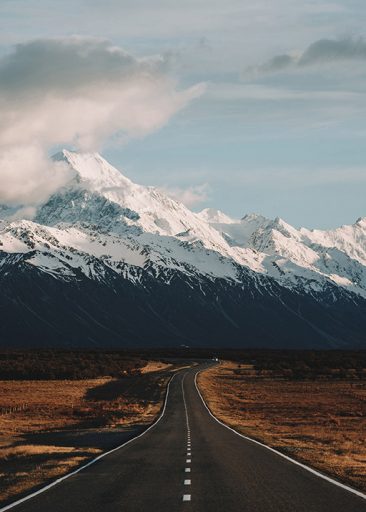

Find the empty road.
xmin=3 ymin=364 xmax=366 ymax=512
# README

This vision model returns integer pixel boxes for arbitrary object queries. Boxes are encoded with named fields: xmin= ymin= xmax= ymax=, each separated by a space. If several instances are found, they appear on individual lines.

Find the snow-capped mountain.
xmin=0 ymin=150 xmax=365 ymax=348
xmin=196 ymin=210 xmax=366 ymax=298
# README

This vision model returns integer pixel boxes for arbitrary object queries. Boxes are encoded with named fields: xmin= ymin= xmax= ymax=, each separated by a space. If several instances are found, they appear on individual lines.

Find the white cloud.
xmin=160 ymin=183 xmax=210 ymax=207
xmin=0 ymin=145 xmax=74 ymax=207
xmin=0 ymin=37 xmax=205 ymax=207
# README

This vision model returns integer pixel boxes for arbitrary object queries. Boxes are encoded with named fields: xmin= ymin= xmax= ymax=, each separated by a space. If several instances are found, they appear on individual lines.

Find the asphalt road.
xmin=3 ymin=364 xmax=366 ymax=512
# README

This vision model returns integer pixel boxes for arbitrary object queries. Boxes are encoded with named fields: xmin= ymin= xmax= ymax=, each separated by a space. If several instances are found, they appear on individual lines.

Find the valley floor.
xmin=198 ymin=362 xmax=366 ymax=493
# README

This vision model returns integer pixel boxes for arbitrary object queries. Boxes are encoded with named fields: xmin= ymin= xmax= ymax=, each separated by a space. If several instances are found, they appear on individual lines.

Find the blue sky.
xmin=0 ymin=0 xmax=365 ymax=228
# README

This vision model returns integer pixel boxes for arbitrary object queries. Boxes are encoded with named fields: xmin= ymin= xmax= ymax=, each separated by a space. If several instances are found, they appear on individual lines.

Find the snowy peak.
xmin=0 ymin=149 xmax=365 ymax=301
xmin=197 ymin=208 xmax=237 ymax=225
xmin=45 ymin=151 xmax=236 ymax=258
xmin=53 ymin=150 xmax=134 ymax=192
xmin=355 ymin=217 xmax=366 ymax=227
xmin=241 ymin=212 xmax=268 ymax=224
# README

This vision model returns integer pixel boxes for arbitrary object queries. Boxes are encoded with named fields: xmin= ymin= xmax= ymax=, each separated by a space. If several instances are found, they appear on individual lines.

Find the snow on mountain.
xmin=198 ymin=209 xmax=366 ymax=298
xmin=197 ymin=208 xmax=237 ymax=225
xmin=301 ymin=217 xmax=366 ymax=267
xmin=50 ymin=151 xmax=230 ymax=246
xmin=0 ymin=149 xmax=365 ymax=300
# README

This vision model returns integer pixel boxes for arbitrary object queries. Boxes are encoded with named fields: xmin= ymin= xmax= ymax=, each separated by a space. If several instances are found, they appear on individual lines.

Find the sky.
xmin=0 ymin=0 xmax=365 ymax=228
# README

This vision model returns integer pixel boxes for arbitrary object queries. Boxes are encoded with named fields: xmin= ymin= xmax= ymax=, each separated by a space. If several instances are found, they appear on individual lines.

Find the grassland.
xmin=0 ymin=353 xmax=178 ymax=506
xmin=198 ymin=361 xmax=366 ymax=492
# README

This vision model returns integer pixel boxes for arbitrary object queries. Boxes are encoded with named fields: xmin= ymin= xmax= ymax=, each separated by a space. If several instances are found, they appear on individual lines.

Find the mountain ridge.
xmin=0 ymin=150 xmax=365 ymax=348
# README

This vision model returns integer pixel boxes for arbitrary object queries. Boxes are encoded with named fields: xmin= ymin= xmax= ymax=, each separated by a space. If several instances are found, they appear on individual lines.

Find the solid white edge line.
xmin=194 ymin=367 xmax=366 ymax=501
xmin=0 ymin=371 xmax=181 ymax=512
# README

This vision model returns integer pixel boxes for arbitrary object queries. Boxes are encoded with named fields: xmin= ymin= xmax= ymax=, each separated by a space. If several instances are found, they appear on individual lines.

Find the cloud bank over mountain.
xmin=0 ymin=37 xmax=204 ymax=208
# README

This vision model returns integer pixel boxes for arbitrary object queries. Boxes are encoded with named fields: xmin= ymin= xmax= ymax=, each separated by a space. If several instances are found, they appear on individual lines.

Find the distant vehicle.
xmin=212 ymin=357 xmax=219 ymax=362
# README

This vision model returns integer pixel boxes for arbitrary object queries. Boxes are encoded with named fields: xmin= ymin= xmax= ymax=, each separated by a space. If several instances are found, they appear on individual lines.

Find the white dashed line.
xmin=182 ymin=373 xmax=193 ymax=503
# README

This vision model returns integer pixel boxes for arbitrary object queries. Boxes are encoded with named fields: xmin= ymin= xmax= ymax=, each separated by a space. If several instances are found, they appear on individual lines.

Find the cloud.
xmin=0 ymin=37 xmax=205 ymax=208
xmin=0 ymin=145 xmax=75 ymax=208
xmin=160 ymin=183 xmax=209 ymax=207
xmin=245 ymin=37 xmax=366 ymax=76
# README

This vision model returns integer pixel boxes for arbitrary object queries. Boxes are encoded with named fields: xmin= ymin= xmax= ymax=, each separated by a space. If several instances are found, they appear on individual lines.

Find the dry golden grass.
xmin=198 ymin=361 xmax=366 ymax=492
xmin=0 ymin=364 xmax=174 ymax=506
xmin=140 ymin=361 xmax=172 ymax=374
xmin=0 ymin=442 xmax=100 ymax=504
xmin=0 ymin=379 xmax=110 ymax=435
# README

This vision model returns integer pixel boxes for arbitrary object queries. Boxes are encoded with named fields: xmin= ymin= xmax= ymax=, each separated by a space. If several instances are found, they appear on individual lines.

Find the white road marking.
xmin=194 ymin=367 xmax=366 ymax=502
xmin=0 ymin=372 xmax=180 ymax=512
xmin=181 ymin=373 xmax=190 ymax=432
xmin=182 ymin=374 xmax=193 ymax=503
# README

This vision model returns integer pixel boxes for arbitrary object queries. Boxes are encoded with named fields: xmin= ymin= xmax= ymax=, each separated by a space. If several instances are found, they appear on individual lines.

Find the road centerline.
xmin=181 ymin=372 xmax=193 ymax=503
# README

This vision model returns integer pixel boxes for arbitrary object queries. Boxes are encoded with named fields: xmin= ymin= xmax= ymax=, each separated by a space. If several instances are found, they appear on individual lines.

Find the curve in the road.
xmin=1 ymin=363 xmax=365 ymax=512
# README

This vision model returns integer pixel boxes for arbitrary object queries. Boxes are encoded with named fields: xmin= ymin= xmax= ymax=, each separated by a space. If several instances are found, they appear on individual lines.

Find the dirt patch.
xmin=198 ymin=361 xmax=366 ymax=492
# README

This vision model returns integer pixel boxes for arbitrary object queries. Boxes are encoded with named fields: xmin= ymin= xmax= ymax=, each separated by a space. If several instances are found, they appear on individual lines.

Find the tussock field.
xmin=198 ymin=361 xmax=366 ymax=492
xmin=0 ymin=353 xmax=177 ymax=506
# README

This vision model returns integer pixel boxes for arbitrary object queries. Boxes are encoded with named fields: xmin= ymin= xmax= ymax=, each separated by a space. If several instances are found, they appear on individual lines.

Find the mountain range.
xmin=0 ymin=150 xmax=365 ymax=348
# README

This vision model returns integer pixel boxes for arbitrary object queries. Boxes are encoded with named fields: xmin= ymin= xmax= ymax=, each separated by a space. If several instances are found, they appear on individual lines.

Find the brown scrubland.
xmin=1 ymin=348 xmax=365 ymax=504
xmin=198 ymin=359 xmax=366 ymax=492
xmin=0 ymin=351 xmax=179 ymax=506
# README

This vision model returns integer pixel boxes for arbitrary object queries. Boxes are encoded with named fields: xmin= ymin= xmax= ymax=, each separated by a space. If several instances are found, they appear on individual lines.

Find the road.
xmin=3 ymin=364 xmax=366 ymax=512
